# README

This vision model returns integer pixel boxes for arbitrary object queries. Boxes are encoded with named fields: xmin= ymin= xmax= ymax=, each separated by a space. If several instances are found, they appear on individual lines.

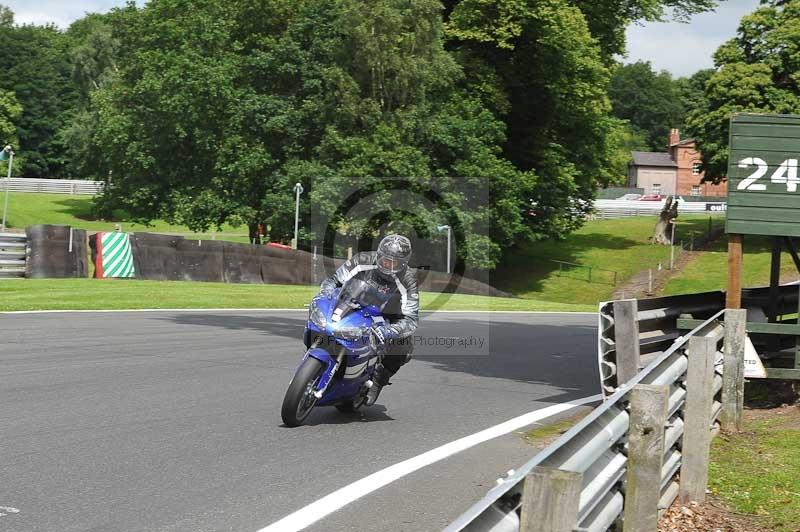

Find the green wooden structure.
xmin=727 ymin=112 xmax=800 ymax=380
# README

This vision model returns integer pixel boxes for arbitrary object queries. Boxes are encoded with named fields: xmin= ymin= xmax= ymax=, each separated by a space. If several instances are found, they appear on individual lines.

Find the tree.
xmin=687 ymin=1 xmax=800 ymax=183
xmin=0 ymin=4 xmax=13 ymax=27
xmin=0 ymin=21 xmax=77 ymax=177
xmin=605 ymin=119 xmax=648 ymax=185
xmin=445 ymin=0 xmax=616 ymax=239
xmin=608 ymin=61 xmax=684 ymax=151
xmin=56 ymin=13 xmax=121 ymax=178
xmin=92 ymin=0 xmax=534 ymax=268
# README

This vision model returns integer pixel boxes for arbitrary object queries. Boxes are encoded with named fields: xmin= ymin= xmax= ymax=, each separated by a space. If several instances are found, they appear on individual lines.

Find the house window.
xmin=692 ymin=162 xmax=701 ymax=175
xmin=691 ymin=185 xmax=701 ymax=196
xmin=652 ymin=184 xmax=661 ymax=195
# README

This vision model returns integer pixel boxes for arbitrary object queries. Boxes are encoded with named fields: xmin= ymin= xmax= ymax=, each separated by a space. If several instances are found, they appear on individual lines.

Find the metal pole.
xmin=1 ymin=151 xmax=13 ymax=232
xmin=293 ymin=182 xmax=303 ymax=250
xmin=670 ymin=222 xmax=676 ymax=269
xmin=447 ymin=225 xmax=451 ymax=274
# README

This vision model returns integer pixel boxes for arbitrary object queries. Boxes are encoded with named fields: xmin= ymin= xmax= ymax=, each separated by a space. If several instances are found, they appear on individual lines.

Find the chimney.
xmin=668 ymin=128 xmax=680 ymax=147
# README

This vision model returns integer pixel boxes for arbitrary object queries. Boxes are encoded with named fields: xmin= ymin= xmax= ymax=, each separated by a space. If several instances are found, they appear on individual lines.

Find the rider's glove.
xmin=371 ymin=324 xmax=396 ymax=345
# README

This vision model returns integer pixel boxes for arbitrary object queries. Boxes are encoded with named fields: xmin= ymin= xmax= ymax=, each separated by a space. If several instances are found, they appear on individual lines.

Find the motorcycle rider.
xmin=318 ymin=234 xmax=418 ymax=405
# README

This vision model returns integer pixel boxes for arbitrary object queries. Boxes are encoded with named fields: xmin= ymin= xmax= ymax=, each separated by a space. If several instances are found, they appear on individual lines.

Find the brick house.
xmin=628 ymin=129 xmax=727 ymax=197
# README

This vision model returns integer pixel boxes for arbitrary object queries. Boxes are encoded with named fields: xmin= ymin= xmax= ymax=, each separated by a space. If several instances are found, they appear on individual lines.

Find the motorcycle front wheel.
xmin=281 ymin=357 xmax=325 ymax=427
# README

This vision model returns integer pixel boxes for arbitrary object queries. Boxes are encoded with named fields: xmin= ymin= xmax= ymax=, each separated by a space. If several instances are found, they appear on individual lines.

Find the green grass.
xmin=0 ymin=279 xmax=594 ymax=312
xmin=495 ymin=215 xmax=724 ymax=305
xmin=663 ymin=234 xmax=799 ymax=295
xmin=522 ymin=408 xmax=592 ymax=447
xmin=2 ymin=192 xmax=249 ymax=241
xmin=709 ymin=408 xmax=800 ymax=532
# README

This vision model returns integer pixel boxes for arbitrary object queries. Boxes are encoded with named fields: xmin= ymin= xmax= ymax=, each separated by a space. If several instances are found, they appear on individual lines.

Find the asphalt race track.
xmin=0 ymin=310 xmax=599 ymax=532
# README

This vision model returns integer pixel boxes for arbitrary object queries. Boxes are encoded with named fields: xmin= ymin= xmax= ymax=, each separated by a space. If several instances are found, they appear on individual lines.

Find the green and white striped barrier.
xmin=94 ymin=232 xmax=135 ymax=278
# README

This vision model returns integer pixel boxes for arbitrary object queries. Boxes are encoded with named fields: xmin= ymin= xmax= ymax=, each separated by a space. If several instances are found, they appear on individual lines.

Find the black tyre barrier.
xmin=26 ymin=225 xmax=88 ymax=279
xmin=26 ymin=226 xmax=508 ymax=296
xmin=222 ymin=242 xmax=263 ymax=284
xmin=130 ymin=233 xmax=182 ymax=281
xmin=176 ymin=239 xmax=225 ymax=283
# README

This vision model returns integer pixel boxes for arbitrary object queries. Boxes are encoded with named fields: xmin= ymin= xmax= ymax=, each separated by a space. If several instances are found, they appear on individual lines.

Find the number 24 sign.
xmin=737 ymin=157 xmax=799 ymax=192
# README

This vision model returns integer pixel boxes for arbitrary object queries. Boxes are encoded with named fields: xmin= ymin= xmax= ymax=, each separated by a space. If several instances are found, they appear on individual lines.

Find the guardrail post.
xmin=520 ymin=466 xmax=582 ymax=532
xmin=613 ymin=299 xmax=640 ymax=386
xmin=679 ymin=334 xmax=717 ymax=503
xmin=623 ymin=384 xmax=670 ymax=532
xmin=722 ymin=309 xmax=746 ymax=431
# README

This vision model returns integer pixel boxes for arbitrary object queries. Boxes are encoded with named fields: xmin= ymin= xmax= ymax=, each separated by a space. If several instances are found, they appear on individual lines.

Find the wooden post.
xmin=721 ymin=309 xmax=746 ymax=432
xmin=520 ymin=466 xmax=582 ymax=532
xmin=680 ymin=335 xmax=717 ymax=503
xmin=796 ymin=285 xmax=800 ymax=371
xmin=623 ymin=384 xmax=670 ymax=532
xmin=727 ymin=234 xmax=743 ymax=309
xmin=613 ymin=299 xmax=640 ymax=387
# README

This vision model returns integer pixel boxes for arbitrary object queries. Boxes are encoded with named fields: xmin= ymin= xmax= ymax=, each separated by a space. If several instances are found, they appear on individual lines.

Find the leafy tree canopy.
xmin=687 ymin=0 xmax=800 ymax=182
xmin=0 ymin=16 xmax=76 ymax=177
xmin=608 ymin=61 xmax=685 ymax=151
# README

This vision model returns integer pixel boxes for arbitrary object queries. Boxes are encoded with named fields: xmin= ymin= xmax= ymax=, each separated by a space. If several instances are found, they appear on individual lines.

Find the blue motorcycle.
xmin=281 ymin=278 xmax=386 ymax=427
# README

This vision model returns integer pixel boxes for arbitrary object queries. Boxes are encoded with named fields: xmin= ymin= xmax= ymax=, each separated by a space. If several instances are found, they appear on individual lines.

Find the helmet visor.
xmin=378 ymin=254 xmax=406 ymax=274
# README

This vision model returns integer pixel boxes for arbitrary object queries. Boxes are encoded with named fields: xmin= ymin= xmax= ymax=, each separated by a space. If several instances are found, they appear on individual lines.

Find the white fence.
xmin=0 ymin=178 xmax=104 ymax=195
xmin=592 ymin=199 xmax=726 ymax=219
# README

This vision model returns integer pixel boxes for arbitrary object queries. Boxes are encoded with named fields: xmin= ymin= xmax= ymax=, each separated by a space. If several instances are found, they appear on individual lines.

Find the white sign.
xmin=744 ymin=335 xmax=767 ymax=379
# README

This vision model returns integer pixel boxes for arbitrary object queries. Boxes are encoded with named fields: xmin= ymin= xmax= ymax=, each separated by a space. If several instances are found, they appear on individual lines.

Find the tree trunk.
xmin=652 ymin=196 xmax=678 ymax=245
xmin=248 ymin=222 xmax=262 ymax=245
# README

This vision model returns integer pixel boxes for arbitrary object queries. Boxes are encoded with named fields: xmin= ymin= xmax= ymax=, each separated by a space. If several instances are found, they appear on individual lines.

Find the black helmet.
xmin=376 ymin=234 xmax=412 ymax=275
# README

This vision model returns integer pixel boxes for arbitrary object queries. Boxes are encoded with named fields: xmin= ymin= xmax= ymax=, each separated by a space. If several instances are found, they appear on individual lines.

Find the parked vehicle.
xmin=639 ymin=194 xmax=664 ymax=201
xmin=615 ymin=193 xmax=642 ymax=201
xmin=281 ymin=278 xmax=386 ymax=427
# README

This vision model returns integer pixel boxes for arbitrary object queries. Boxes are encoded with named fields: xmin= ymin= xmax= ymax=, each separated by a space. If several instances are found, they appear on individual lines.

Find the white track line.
xmin=257 ymin=394 xmax=601 ymax=532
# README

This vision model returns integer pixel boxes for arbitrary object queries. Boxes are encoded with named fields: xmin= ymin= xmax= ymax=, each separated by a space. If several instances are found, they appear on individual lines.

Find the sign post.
xmin=0 ymin=145 xmax=14 ymax=232
xmin=293 ymin=182 xmax=304 ymax=250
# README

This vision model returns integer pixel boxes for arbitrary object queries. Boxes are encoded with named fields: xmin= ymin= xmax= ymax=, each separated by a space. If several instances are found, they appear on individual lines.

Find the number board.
xmin=727 ymin=113 xmax=800 ymax=237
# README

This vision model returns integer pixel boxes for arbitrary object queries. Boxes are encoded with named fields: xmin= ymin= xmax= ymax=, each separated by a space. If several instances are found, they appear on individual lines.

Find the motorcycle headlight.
xmin=336 ymin=326 xmax=367 ymax=340
xmin=309 ymin=301 xmax=327 ymax=329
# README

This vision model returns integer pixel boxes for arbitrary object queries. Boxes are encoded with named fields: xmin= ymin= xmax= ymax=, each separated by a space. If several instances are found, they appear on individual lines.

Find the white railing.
xmin=592 ymin=199 xmax=726 ymax=219
xmin=0 ymin=178 xmax=104 ymax=195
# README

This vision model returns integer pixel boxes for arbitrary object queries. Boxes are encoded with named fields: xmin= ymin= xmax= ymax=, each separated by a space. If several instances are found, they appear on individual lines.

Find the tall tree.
xmin=0 ymin=17 xmax=76 ymax=177
xmin=57 ymin=13 xmax=121 ymax=178
xmin=608 ymin=61 xmax=684 ymax=151
xmin=93 ymin=0 xmax=534 ymax=268
xmin=687 ymin=0 xmax=800 ymax=182
xmin=445 ymin=0 xmax=616 ymax=238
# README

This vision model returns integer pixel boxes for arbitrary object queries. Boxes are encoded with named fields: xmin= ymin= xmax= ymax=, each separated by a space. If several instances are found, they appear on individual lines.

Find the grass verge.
xmin=2 ymin=192 xmax=249 ymax=241
xmin=521 ymin=408 xmax=592 ymax=448
xmin=0 ymin=279 xmax=595 ymax=312
xmin=709 ymin=406 xmax=800 ymax=532
xmin=495 ymin=215 xmax=725 ymax=305
xmin=663 ymin=234 xmax=800 ymax=295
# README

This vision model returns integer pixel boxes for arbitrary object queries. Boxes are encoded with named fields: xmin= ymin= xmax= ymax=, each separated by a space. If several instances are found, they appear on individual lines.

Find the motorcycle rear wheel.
xmin=281 ymin=357 xmax=325 ymax=427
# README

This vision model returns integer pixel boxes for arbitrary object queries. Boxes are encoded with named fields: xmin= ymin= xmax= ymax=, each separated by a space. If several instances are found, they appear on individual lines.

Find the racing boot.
xmin=365 ymin=364 xmax=391 ymax=406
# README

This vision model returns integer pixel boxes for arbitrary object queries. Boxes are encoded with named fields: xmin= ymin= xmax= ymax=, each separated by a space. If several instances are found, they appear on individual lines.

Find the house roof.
xmin=631 ymin=151 xmax=677 ymax=167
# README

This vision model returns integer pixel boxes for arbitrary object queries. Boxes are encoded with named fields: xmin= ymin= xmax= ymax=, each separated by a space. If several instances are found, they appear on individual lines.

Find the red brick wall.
xmin=673 ymin=143 xmax=727 ymax=197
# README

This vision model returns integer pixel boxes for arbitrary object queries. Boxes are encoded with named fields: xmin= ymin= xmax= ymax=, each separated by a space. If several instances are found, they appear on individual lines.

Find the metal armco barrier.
xmin=446 ymin=310 xmax=737 ymax=532
xmin=0 ymin=178 xmax=104 ymax=195
xmin=0 ymin=232 xmax=26 ymax=278
xmin=599 ymin=286 xmax=798 ymax=396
